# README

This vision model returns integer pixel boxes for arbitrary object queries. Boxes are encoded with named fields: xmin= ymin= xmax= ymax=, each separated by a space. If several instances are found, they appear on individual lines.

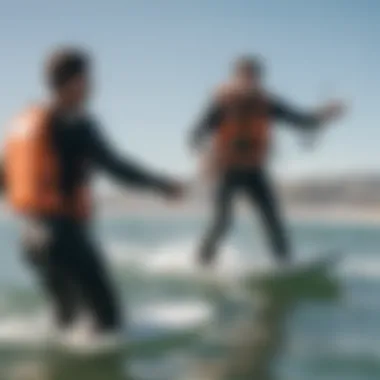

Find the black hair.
xmin=45 ymin=47 xmax=90 ymax=90
xmin=234 ymin=55 xmax=264 ymax=77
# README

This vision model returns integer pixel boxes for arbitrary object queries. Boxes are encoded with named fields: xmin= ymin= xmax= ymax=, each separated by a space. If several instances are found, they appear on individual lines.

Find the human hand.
xmin=160 ymin=180 xmax=185 ymax=201
xmin=318 ymin=100 xmax=347 ymax=123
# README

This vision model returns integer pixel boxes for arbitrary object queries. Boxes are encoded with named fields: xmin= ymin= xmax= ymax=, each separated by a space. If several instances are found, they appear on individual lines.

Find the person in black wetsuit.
xmin=190 ymin=56 xmax=346 ymax=266
xmin=2 ymin=48 xmax=182 ymax=334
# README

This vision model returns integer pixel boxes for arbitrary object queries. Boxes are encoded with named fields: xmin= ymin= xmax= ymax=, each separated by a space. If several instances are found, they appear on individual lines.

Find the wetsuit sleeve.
xmin=86 ymin=123 xmax=173 ymax=191
xmin=0 ymin=161 xmax=4 ymax=193
xmin=189 ymin=102 xmax=223 ymax=150
xmin=271 ymin=98 xmax=322 ymax=129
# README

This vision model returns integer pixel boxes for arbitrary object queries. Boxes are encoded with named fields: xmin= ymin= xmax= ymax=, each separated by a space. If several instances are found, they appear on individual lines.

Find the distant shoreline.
xmin=287 ymin=206 xmax=380 ymax=226
xmin=98 ymin=204 xmax=380 ymax=226
xmin=0 ymin=203 xmax=379 ymax=226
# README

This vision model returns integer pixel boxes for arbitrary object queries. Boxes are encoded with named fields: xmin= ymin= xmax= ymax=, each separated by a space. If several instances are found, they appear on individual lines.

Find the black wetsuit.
xmin=16 ymin=112 xmax=173 ymax=332
xmin=191 ymin=94 xmax=321 ymax=265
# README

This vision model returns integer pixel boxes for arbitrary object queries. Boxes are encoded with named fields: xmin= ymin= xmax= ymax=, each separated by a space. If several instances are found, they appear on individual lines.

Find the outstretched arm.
xmin=272 ymin=98 xmax=345 ymax=129
xmin=87 ymin=123 xmax=178 ymax=195
xmin=272 ymin=99 xmax=321 ymax=129
xmin=189 ymin=102 xmax=223 ymax=152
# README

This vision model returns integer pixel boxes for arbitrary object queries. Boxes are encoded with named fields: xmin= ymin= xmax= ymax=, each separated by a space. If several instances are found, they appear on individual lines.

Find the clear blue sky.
xmin=0 ymin=0 xmax=378 ymax=180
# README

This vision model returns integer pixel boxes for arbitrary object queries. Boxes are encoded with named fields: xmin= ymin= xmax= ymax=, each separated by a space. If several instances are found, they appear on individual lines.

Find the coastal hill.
xmin=0 ymin=174 xmax=379 ymax=221
xmin=96 ymin=173 xmax=380 ymax=219
xmin=281 ymin=174 xmax=380 ymax=208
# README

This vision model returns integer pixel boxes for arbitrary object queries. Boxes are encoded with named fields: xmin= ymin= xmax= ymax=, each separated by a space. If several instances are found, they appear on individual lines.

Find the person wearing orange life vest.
xmin=2 ymin=48 xmax=182 ymax=334
xmin=190 ymin=56 xmax=346 ymax=266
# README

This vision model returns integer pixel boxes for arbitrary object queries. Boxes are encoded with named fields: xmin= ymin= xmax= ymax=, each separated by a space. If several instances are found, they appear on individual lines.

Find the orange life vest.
xmin=4 ymin=105 xmax=91 ymax=219
xmin=210 ymin=87 xmax=271 ymax=172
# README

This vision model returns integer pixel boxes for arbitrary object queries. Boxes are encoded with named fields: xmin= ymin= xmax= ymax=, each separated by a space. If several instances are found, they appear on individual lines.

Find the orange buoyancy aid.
xmin=211 ymin=88 xmax=271 ymax=171
xmin=4 ymin=105 xmax=91 ymax=219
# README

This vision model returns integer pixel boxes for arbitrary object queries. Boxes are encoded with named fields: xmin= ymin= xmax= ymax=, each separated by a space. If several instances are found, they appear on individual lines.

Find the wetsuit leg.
xmin=199 ymin=171 xmax=238 ymax=265
xmin=21 ymin=219 xmax=81 ymax=329
xmin=242 ymin=170 xmax=290 ymax=262
xmin=41 ymin=261 xmax=80 ymax=329
xmin=22 ymin=218 xmax=120 ymax=332
xmin=68 ymin=226 xmax=121 ymax=333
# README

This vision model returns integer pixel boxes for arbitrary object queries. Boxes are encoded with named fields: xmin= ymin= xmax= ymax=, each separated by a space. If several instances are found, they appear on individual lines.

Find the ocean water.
xmin=0 ymin=214 xmax=379 ymax=380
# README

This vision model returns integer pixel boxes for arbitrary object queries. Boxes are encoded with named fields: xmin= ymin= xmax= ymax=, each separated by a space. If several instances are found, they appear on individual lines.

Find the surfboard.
xmin=0 ymin=303 xmax=212 ymax=357
xmin=245 ymin=249 xmax=339 ymax=280
xmin=140 ymin=250 xmax=342 ymax=300
xmin=242 ymin=250 xmax=342 ymax=300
